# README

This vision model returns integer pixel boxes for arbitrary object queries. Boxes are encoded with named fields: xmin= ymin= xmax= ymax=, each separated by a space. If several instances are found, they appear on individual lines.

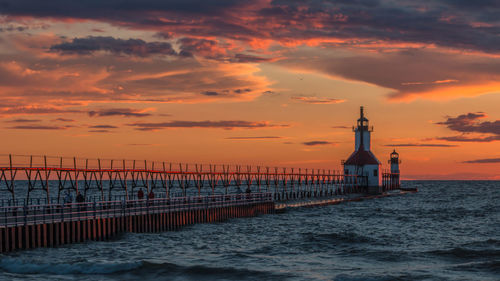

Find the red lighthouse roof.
xmin=344 ymin=145 xmax=380 ymax=165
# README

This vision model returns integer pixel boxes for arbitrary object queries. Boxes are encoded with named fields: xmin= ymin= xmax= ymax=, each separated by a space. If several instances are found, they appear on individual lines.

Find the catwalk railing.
xmin=0 ymin=154 xmax=366 ymax=206
xmin=382 ymin=170 xmax=400 ymax=191
xmin=0 ymin=192 xmax=272 ymax=228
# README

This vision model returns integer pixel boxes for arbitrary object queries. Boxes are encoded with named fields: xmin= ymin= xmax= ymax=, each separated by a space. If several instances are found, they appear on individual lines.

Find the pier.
xmin=0 ymin=153 xmax=400 ymax=253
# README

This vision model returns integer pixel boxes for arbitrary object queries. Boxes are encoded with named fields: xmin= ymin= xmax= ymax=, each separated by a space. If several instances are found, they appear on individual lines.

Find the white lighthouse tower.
xmin=354 ymin=107 xmax=372 ymax=151
xmin=343 ymin=106 xmax=381 ymax=192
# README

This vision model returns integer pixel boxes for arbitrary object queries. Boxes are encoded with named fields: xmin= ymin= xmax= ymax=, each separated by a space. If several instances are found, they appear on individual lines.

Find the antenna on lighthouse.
xmin=359 ymin=106 xmax=364 ymax=151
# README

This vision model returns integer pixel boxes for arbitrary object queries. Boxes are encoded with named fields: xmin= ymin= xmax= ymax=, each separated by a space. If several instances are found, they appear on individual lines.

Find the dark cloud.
xmin=225 ymin=136 xmax=283 ymax=140
xmin=88 ymin=108 xmax=152 ymax=117
xmin=201 ymin=91 xmax=220 ymax=96
xmin=302 ymin=141 xmax=335 ymax=146
xmin=128 ymin=120 xmax=289 ymax=131
xmin=89 ymin=125 xmax=118 ymax=129
xmin=5 ymin=118 xmax=41 ymax=123
xmin=54 ymin=118 xmax=75 ymax=122
xmin=0 ymin=25 xmax=28 ymax=32
xmin=233 ymin=88 xmax=252 ymax=94
xmin=6 ymin=125 xmax=69 ymax=130
xmin=463 ymin=157 xmax=500 ymax=164
xmin=331 ymin=125 xmax=349 ymax=129
xmin=2 ymin=1 xmax=498 ymax=53
xmin=428 ymin=112 xmax=500 ymax=143
xmin=434 ymin=135 xmax=500 ymax=143
xmin=292 ymin=96 xmax=346 ymax=104
xmin=0 ymin=106 xmax=81 ymax=116
xmin=232 ymin=54 xmax=272 ymax=63
xmin=269 ymin=0 xmax=500 ymax=54
xmin=88 ymin=129 xmax=111 ymax=133
xmin=436 ymin=112 xmax=500 ymax=135
xmin=51 ymin=36 xmax=177 ymax=57
xmin=199 ymin=89 xmax=253 ymax=97
xmin=177 ymin=37 xmax=220 ymax=58
xmin=177 ymin=38 xmax=273 ymax=62
xmin=383 ymin=143 xmax=458 ymax=147
xmin=0 ymin=1 xmax=239 ymax=17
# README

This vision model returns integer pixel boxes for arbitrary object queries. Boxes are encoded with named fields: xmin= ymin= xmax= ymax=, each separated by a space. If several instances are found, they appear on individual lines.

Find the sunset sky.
xmin=0 ymin=1 xmax=499 ymax=179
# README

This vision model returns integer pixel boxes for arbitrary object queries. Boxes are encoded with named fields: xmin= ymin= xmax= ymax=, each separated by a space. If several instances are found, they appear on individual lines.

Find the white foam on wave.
xmin=0 ymin=257 xmax=142 ymax=275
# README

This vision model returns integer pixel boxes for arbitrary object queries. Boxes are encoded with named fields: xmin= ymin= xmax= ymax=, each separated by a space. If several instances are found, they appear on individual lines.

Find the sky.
xmin=0 ymin=0 xmax=499 ymax=180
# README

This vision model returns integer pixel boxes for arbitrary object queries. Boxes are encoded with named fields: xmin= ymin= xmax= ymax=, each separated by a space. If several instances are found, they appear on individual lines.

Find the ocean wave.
xmin=462 ymin=239 xmax=500 ymax=248
xmin=308 ymin=231 xmax=376 ymax=244
xmin=334 ymin=273 xmax=409 ymax=281
xmin=452 ymin=260 xmax=500 ymax=274
xmin=0 ymin=258 xmax=287 ymax=280
xmin=429 ymin=247 xmax=500 ymax=259
xmin=137 ymin=261 xmax=291 ymax=280
xmin=0 ymin=257 xmax=142 ymax=275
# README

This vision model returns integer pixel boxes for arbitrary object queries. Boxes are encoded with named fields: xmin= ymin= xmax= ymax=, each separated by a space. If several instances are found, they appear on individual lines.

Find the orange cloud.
xmin=393 ymin=81 xmax=500 ymax=102
xmin=277 ymin=47 xmax=500 ymax=102
xmin=127 ymin=120 xmax=290 ymax=131
xmin=0 ymin=33 xmax=275 ymax=121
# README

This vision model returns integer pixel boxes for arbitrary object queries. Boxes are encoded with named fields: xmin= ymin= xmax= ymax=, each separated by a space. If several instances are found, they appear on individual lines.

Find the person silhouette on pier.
xmin=75 ymin=191 xmax=85 ymax=215
xmin=148 ymin=190 xmax=155 ymax=199
xmin=63 ymin=190 xmax=72 ymax=204
xmin=245 ymin=187 xmax=252 ymax=201
xmin=75 ymin=192 xmax=84 ymax=203
xmin=137 ymin=188 xmax=144 ymax=200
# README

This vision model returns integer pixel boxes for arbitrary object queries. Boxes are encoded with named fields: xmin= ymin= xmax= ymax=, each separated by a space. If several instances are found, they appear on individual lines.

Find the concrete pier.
xmin=275 ymin=190 xmax=413 ymax=211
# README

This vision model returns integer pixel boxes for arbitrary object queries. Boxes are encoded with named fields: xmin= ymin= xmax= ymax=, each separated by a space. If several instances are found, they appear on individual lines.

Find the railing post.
xmin=23 ymin=204 xmax=27 ymax=226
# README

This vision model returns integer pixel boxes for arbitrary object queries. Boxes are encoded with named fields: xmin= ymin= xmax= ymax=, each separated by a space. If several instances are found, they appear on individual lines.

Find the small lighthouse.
xmin=389 ymin=150 xmax=401 ymax=187
xmin=343 ymin=106 xmax=381 ymax=192
xmin=390 ymin=150 xmax=400 ymax=174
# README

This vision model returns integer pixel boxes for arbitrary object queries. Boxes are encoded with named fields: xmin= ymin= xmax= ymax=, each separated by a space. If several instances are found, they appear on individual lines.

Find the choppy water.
xmin=0 ymin=181 xmax=498 ymax=280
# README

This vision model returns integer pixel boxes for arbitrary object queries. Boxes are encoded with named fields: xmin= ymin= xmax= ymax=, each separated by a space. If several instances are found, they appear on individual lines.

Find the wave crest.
xmin=0 ymin=258 xmax=141 ymax=275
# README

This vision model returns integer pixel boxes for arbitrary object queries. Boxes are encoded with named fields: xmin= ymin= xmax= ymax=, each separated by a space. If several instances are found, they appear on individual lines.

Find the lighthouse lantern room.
xmin=343 ymin=106 xmax=381 ymax=191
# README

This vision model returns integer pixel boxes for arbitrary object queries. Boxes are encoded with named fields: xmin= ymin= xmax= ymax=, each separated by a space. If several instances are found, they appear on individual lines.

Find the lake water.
xmin=0 ymin=181 xmax=498 ymax=280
